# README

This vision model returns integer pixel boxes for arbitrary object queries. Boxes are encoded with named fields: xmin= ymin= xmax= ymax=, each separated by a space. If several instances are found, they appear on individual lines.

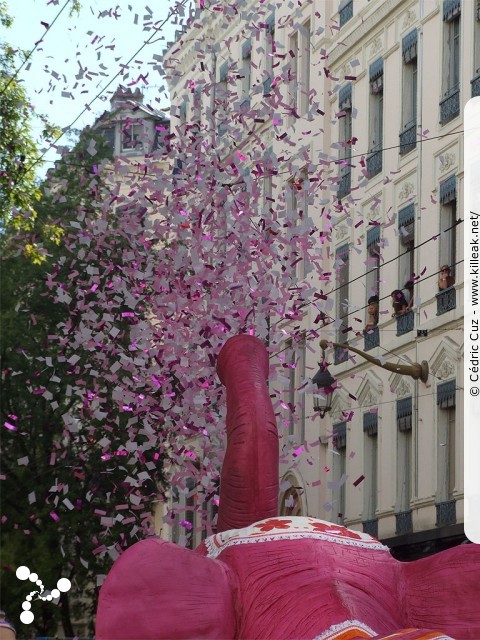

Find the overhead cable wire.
xmin=0 ymin=0 xmax=72 ymax=98
xmin=25 ymin=0 xmax=190 ymax=175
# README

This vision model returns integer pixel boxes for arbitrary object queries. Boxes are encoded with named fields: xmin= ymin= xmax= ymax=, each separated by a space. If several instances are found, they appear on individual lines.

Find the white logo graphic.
xmin=15 ymin=566 xmax=71 ymax=625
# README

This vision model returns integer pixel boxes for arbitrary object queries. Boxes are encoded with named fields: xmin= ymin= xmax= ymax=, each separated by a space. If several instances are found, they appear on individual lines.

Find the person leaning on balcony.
xmin=438 ymin=265 xmax=455 ymax=290
xmin=391 ymin=290 xmax=409 ymax=317
xmin=0 ymin=611 xmax=16 ymax=640
xmin=364 ymin=295 xmax=379 ymax=333
xmin=404 ymin=279 xmax=414 ymax=310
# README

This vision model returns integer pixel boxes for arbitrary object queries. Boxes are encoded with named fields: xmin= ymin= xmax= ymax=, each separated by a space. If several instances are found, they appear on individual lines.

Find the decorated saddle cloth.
xmin=201 ymin=516 xmax=388 ymax=559
xmin=313 ymin=620 xmax=453 ymax=640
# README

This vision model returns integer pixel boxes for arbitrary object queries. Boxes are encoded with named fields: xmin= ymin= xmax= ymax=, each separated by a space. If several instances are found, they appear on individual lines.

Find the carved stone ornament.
xmin=394 ymin=378 xmax=412 ymax=399
xmin=336 ymin=225 xmax=348 ymax=241
xmin=343 ymin=62 xmax=352 ymax=78
xmin=370 ymin=37 xmax=383 ymax=57
xmin=437 ymin=359 xmax=456 ymax=380
xmin=402 ymin=9 xmax=416 ymax=30
xmin=398 ymin=181 xmax=414 ymax=202
xmin=439 ymin=152 xmax=456 ymax=174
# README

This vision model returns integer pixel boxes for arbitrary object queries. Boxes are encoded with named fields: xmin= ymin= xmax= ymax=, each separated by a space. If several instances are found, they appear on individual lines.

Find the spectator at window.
xmin=391 ymin=289 xmax=408 ymax=317
xmin=364 ymin=295 xmax=379 ymax=333
xmin=438 ymin=264 xmax=455 ymax=290
xmin=404 ymin=279 xmax=414 ymax=310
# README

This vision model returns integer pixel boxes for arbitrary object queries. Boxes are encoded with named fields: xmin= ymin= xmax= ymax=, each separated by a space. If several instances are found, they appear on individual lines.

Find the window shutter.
xmin=437 ymin=379 xmax=456 ymax=408
xmin=333 ymin=421 xmax=347 ymax=449
xmin=363 ymin=412 xmax=378 ymax=436
xmin=369 ymin=58 xmax=384 ymax=93
xmin=397 ymin=397 xmax=412 ymax=432
xmin=339 ymin=83 xmax=352 ymax=110
xmin=367 ymin=225 xmax=380 ymax=250
xmin=398 ymin=204 xmax=415 ymax=244
xmin=443 ymin=0 xmax=461 ymax=22
xmin=335 ymin=243 xmax=349 ymax=262
xmin=439 ymin=175 xmax=456 ymax=204
xmin=402 ymin=30 xmax=418 ymax=63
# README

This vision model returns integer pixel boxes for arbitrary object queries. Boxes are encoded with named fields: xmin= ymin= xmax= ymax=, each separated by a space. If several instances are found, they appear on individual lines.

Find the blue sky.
xmin=2 ymin=0 xmax=190 ymax=174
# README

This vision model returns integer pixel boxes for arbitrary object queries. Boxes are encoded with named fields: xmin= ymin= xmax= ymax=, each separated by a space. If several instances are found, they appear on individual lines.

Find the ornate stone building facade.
xmin=163 ymin=0 xmax=472 ymax=557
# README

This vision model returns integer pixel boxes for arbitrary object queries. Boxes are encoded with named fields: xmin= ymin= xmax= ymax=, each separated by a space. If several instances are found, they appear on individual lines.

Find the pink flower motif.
xmin=255 ymin=519 xmax=292 ymax=532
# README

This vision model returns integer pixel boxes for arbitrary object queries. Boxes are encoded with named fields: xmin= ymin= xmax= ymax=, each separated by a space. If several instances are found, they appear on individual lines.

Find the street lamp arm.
xmin=319 ymin=339 xmax=429 ymax=383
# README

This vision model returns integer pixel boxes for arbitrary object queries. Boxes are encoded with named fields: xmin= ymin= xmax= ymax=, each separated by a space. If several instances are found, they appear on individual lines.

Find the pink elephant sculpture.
xmin=96 ymin=335 xmax=480 ymax=640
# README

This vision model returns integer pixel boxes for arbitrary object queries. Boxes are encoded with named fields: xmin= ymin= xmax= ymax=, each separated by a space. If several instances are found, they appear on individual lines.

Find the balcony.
xmin=337 ymin=170 xmax=351 ymax=199
xmin=439 ymin=85 xmax=460 ymax=124
xmin=472 ymin=72 xmax=480 ymax=98
xmin=396 ymin=310 xmax=414 ymax=336
xmin=435 ymin=499 xmax=456 ymax=527
xmin=364 ymin=325 xmax=379 ymax=351
xmin=362 ymin=519 xmax=378 ymax=538
xmin=436 ymin=286 xmax=456 ymax=315
xmin=399 ymin=121 xmax=416 ymax=155
xmin=366 ymin=146 xmax=382 ymax=178
xmin=395 ymin=509 xmax=413 ymax=535
xmin=334 ymin=344 xmax=349 ymax=365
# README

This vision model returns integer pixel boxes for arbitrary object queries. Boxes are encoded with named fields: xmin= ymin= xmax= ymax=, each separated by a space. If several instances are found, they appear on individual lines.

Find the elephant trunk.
xmin=216 ymin=334 xmax=279 ymax=532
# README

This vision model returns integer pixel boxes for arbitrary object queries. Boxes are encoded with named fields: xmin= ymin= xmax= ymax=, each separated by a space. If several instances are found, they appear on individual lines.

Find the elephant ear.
xmin=96 ymin=537 xmax=236 ymax=640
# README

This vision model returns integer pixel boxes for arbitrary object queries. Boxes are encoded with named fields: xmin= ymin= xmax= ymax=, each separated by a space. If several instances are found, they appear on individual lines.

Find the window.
xmin=121 ymin=119 xmax=143 ymax=152
xmin=367 ymin=58 xmax=383 ymax=177
xmin=439 ymin=175 xmax=457 ymax=280
xmin=299 ymin=19 xmax=311 ymax=115
xmin=436 ymin=379 xmax=456 ymax=504
xmin=339 ymin=0 xmax=353 ymax=28
xmin=398 ymin=203 xmax=415 ymax=289
xmin=264 ymin=13 xmax=276 ymax=94
xmin=217 ymin=62 xmax=229 ymax=135
xmin=337 ymin=84 xmax=352 ymax=199
xmin=332 ymin=422 xmax=347 ymax=524
xmin=334 ymin=244 xmax=350 ymax=364
xmin=366 ymin=226 xmax=381 ymax=300
xmin=440 ymin=0 xmax=460 ymax=123
xmin=288 ymin=31 xmax=299 ymax=120
xmin=473 ymin=1 xmax=480 ymax=96
xmin=363 ymin=412 xmax=378 ymax=524
xmin=400 ymin=30 xmax=417 ymax=154
xmin=284 ymin=338 xmax=306 ymax=440
xmin=193 ymin=85 xmax=202 ymax=127
xmin=241 ymin=40 xmax=252 ymax=107
xmin=287 ymin=339 xmax=296 ymax=437
xmin=396 ymin=397 xmax=413 ymax=533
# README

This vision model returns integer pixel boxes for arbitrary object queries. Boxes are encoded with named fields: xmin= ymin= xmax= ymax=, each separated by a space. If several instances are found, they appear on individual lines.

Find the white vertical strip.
xmin=464 ymin=97 xmax=480 ymax=543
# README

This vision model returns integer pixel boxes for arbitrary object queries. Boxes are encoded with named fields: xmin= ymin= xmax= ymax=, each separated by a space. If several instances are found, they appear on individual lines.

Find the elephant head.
xmin=96 ymin=335 xmax=480 ymax=640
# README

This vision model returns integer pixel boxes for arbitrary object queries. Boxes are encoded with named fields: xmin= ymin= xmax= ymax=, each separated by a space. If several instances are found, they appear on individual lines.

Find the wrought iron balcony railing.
xmin=396 ymin=309 xmax=414 ymax=336
xmin=362 ymin=518 xmax=378 ymax=538
xmin=337 ymin=170 xmax=351 ymax=199
xmin=395 ymin=509 xmax=413 ymax=535
xmin=472 ymin=73 xmax=480 ymax=98
xmin=366 ymin=147 xmax=382 ymax=178
xmin=435 ymin=499 xmax=456 ymax=527
xmin=399 ymin=121 xmax=416 ymax=155
xmin=436 ymin=286 xmax=456 ymax=315
xmin=339 ymin=0 xmax=353 ymax=27
xmin=364 ymin=325 xmax=380 ymax=351
xmin=439 ymin=85 xmax=460 ymax=124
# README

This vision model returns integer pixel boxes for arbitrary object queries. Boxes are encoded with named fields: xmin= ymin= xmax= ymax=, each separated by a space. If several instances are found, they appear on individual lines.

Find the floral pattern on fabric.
xmin=203 ymin=516 xmax=389 ymax=560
